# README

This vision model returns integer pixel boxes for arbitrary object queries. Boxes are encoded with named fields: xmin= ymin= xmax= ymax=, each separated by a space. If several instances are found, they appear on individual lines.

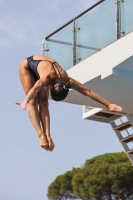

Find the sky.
xmin=0 ymin=0 xmax=123 ymax=200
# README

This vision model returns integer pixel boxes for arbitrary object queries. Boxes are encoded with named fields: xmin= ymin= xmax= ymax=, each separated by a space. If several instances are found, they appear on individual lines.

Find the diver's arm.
xmin=26 ymin=79 xmax=48 ymax=103
xmin=69 ymin=78 xmax=122 ymax=111
xmin=16 ymin=76 xmax=50 ymax=110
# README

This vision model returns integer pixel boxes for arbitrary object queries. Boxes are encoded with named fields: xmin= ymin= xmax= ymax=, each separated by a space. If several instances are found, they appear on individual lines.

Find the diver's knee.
xmin=39 ymin=98 xmax=49 ymax=107
xmin=28 ymin=98 xmax=38 ymax=107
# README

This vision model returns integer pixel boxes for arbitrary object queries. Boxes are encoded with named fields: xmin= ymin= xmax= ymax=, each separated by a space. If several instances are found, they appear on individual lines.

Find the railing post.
xmin=72 ymin=19 xmax=76 ymax=66
xmin=42 ymin=39 xmax=45 ymax=55
xmin=116 ymin=0 xmax=120 ymax=39
xmin=116 ymin=0 xmax=125 ymax=39
xmin=42 ymin=39 xmax=49 ymax=55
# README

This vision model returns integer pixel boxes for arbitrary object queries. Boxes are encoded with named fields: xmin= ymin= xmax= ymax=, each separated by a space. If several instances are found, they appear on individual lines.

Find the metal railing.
xmin=42 ymin=0 xmax=133 ymax=70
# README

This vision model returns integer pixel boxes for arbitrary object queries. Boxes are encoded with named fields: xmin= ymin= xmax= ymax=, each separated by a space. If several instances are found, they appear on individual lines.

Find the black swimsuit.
xmin=27 ymin=55 xmax=61 ymax=80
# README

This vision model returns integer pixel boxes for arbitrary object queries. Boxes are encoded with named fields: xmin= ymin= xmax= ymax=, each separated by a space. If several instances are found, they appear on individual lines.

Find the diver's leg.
xmin=18 ymin=60 xmax=49 ymax=150
xmin=38 ymin=87 xmax=55 ymax=151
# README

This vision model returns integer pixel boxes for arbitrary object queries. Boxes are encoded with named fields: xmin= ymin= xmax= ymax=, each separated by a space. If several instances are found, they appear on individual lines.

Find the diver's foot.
xmin=47 ymin=137 xmax=55 ymax=151
xmin=38 ymin=133 xmax=49 ymax=150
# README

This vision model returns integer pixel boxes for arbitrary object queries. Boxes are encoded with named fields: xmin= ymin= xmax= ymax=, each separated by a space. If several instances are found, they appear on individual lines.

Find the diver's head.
xmin=51 ymin=79 xmax=70 ymax=101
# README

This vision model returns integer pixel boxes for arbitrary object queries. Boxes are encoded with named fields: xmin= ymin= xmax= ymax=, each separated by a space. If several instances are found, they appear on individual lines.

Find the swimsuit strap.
xmin=40 ymin=59 xmax=62 ymax=80
xmin=52 ymin=62 xmax=62 ymax=80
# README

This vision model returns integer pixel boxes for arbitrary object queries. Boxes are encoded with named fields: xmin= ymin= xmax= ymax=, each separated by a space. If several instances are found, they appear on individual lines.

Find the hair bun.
xmin=65 ymin=82 xmax=71 ymax=89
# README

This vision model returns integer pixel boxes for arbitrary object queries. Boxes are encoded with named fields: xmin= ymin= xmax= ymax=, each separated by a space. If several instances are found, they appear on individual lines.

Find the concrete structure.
xmin=65 ymin=31 xmax=133 ymax=165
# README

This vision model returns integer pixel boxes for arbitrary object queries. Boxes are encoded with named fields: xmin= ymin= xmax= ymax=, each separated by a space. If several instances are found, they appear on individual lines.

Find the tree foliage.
xmin=47 ymin=152 xmax=133 ymax=200
xmin=48 ymin=169 xmax=79 ymax=200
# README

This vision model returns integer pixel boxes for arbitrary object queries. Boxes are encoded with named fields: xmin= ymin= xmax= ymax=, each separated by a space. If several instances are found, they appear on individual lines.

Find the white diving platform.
xmin=65 ymin=31 xmax=133 ymax=114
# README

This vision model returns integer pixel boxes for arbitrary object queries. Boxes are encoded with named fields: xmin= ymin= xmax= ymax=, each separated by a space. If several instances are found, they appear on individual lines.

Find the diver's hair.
xmin=51 ymin=79 xmax=71 ymax=101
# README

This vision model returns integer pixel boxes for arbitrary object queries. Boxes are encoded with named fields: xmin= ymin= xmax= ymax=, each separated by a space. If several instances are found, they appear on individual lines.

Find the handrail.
xmin=44 ymin=0 xmax=106 ymax=40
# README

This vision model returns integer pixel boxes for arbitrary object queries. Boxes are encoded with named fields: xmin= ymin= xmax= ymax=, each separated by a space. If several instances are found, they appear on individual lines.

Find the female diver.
xmin=16 ymin=55 xmax=122 ymax=151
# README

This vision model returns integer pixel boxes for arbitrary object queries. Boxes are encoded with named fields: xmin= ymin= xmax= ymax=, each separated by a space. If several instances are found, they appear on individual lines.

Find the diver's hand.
xmin=15 ymin=100 xmax=27 ymax=110
xmin=108 ymin=104 xmax=122 ymax=112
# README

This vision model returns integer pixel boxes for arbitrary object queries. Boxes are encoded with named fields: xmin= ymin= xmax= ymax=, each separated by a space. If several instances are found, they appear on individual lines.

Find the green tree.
xmin=48 ymin=152 xmax=133 ymax=200
xmin=48 ymin=169 xmax=79 ymax=200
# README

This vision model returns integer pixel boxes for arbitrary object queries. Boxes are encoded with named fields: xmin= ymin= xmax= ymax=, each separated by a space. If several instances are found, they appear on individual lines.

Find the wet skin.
xmin=16 ymin=55 xmax=122 ymax=151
